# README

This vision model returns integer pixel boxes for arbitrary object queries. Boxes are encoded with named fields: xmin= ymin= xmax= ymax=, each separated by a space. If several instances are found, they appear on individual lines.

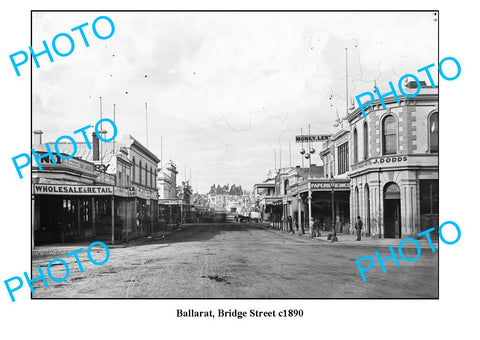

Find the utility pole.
xmin=345 ymin=47 xmax=349 ymax=117
xmin=289 ymin=140 xmax=292 ymax=167
xmin=145 ymin=102 xmax=149 ymax=148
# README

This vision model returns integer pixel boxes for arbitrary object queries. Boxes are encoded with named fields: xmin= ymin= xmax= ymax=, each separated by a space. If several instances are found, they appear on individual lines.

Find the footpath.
xmin=266 ymin=224 xmax=438 ymax=250
xmin=32 ymin=230 xmax=176 ymax=260
xmin=313 ymin=233 xmax=438 ymax=250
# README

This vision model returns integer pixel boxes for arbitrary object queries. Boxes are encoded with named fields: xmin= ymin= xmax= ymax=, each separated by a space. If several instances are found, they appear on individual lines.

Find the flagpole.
xmin=145 ymin=102 xmax=149 ymax=148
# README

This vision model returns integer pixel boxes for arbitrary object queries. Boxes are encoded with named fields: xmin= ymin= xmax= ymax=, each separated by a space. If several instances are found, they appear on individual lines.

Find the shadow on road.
xmin=138 ymin=222 xmax=268 ymax=246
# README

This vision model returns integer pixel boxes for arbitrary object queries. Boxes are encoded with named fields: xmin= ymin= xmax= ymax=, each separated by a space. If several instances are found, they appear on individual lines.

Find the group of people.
xmin=284 ymin=215 xmax=364 ymax=241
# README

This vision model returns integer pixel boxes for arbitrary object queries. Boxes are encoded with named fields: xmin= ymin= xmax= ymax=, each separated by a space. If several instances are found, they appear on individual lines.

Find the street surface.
xmin=32 ymin=223 xmax=438 ymax=298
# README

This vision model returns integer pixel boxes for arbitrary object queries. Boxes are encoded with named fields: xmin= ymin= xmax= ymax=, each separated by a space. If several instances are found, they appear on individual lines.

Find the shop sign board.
xmin=114 ymin=187 xmax=129 ymax=197
xmin=135 ymin=186 xmax=151 ymax=200
xmin=351 ymin=156 xmax=409 ymax=171
xmin=62 ymin=158 xmax=95 ymax=172
xmin=310 ymin=181 xmax=350 ymax=191
xmin=295 ymin=134 xmax=330 ymax=143
xmin=34 ymin=184 xmax=113 ymax=195
xmin=159 ymin=199 xmax=182 ymax=205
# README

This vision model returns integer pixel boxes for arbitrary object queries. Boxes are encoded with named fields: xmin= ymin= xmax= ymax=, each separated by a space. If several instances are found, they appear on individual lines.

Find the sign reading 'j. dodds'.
xmin=295 ymin=135 xmax=330 ymax=143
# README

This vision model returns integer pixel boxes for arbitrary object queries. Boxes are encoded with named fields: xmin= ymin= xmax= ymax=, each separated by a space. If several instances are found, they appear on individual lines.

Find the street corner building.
xmin=31 ymin=131 xmax=161 ymax=246
xmin=254 ymin=81 xmax=438 ymax=240
xmin=346 ymin=81 xmax=438 ymax=239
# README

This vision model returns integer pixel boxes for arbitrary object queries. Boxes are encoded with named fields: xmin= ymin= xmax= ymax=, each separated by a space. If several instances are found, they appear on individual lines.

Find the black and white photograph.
xmin=30 ymin=11 xmax=439 ymax=299
xmin=1 ymin=1 xmax=478 ymax=339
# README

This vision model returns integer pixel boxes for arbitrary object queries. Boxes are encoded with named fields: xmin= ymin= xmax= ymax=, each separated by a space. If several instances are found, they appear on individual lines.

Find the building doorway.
xmin=384 ymin=182 xmax=401 ymax=238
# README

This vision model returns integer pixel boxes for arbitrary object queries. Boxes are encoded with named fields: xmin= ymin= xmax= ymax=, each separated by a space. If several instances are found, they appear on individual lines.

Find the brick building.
xmin=347 ymin=81 xmax=438 ymax=238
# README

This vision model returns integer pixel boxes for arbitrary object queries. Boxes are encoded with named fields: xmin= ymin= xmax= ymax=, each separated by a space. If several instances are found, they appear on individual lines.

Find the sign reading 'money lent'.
xmin=295 ymin=135 xmax=330 ymax=143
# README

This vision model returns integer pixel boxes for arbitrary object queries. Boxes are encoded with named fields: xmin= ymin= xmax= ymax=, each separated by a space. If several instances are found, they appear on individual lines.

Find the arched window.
xmin=353 ymin=128 xmax=358 ymax=164
xmin=363 ymin=121 xmax=368 ymax=160
xmin=382 ymin=115 xmax=397 ymax=155
xmin=284 ymin=179 xmax=289 ymax=195
xmin=429 ymin=112 xmax=439 ymax=153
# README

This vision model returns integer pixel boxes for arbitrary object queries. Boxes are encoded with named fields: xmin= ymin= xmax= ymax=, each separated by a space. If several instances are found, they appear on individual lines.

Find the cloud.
xmin=33 ymin=11 xmax=437 ymax=192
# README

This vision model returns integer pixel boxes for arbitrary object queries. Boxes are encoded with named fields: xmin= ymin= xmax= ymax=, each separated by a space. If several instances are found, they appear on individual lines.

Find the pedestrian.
xmin=355 ymin=216 xmax=363 ymax=241
xmin=310 ymin=217 xmax=316 ymax=238
xmin=287 ymin=216 xmax=293 ymax=232
xmin=314 ymin=218 xmax=321 ymax=237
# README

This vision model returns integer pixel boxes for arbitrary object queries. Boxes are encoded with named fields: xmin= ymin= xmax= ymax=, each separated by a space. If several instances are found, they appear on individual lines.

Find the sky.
xmin=32 ymin=11 xmax=438 ymax=193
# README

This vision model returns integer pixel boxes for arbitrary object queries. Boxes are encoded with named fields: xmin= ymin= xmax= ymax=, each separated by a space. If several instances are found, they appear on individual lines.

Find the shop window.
xmin=429 ymin=112 xmax=439 ymax=153
xmin=420 ymin=180 xmax=439 ymax=214
xmin=353 ymin=128 xmax=358 ymax=164
xmin=382 ymin=115 xmax=397 ymax=155
xmin=363 ymin=121 xmax=368 ymax=160
xmin=82 ymin=200 xmax=89 ymax=222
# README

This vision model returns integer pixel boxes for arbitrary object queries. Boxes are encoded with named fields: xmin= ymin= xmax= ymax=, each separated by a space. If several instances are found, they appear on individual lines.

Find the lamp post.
xmin=305 ymin=124 xmax=316 ymax=178
xmin=330 ymin=173 xmax=338 ymax=242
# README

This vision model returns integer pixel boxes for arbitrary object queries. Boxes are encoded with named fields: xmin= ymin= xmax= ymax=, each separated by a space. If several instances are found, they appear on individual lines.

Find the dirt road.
xmin=32 ymin=223 xmax=438 ymax=298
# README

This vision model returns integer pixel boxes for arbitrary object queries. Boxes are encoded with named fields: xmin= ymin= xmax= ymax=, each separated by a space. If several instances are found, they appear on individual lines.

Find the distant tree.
xmin=222 ymin=184 xmax=229 ymax=194
xmin=207 ymin=183 xmax=247 ymax=196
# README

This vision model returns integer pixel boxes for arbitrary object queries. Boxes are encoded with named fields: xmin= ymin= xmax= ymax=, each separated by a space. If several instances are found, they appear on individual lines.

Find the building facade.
xmin=346 ymin=81 xmax=438 ymax=238
xmin=32 ymin=131 xmax=161 ymax=246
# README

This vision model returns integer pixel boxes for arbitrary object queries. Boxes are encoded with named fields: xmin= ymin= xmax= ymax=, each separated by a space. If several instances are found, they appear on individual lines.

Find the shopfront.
xmin=349 ymin=154 xmax=439 ymax=238
xmin=33 ymin=183 xmax=115 ymax=245
xmin=295 ymin=179 xmax=351 ymax=235
xmin=158 ymin=199 xmax=182 ymax=229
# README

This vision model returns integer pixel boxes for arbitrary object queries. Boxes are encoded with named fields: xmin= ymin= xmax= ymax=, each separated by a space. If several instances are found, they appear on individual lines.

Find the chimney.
xmin=405 ymin=80 xmax=427 ymax=89
xmin=33 ymin=130 xmax=43 ymax=145
xmin=92 ymin=132 xmax=99 ymax=161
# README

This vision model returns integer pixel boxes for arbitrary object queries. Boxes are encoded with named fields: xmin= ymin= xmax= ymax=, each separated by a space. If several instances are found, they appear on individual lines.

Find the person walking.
xmin=355 ymin=216 xmax=363 ymax=241
xmin=287 ymin=215 xmax=293 ymax=232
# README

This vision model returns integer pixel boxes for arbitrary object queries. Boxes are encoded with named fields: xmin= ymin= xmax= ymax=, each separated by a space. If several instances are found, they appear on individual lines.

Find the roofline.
xmin=253 ymin=183 xmax=275 ymax=188
xmin=348 ymin=91 xmax=439 ymax=122
xmin=128 ymin=135 xmax=160 ymax=163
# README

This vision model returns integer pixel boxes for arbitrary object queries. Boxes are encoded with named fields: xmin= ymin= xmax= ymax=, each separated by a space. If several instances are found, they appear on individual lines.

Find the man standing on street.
xmin=355 ymin=216 xmax=363 ymax=241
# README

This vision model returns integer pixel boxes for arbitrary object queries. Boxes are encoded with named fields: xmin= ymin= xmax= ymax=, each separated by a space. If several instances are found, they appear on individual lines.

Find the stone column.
xmin=289 ymin=201 xmax=293 ymax=232
xmin=308 ymin=191 xmax=313 ymax=236
xmin=297 ymin=196 xmax=302 ymax=234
